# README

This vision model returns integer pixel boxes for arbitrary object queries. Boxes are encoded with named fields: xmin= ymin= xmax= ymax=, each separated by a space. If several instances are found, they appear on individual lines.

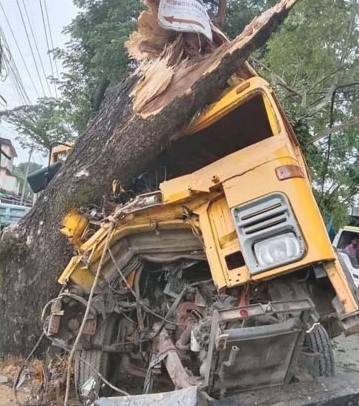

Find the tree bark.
xmin=0 ymin=0 xmax=296 ymax=356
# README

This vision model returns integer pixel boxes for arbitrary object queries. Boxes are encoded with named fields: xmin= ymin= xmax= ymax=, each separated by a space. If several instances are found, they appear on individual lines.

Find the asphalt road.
xmin=333 ymin=332 xmax=359 ymax=375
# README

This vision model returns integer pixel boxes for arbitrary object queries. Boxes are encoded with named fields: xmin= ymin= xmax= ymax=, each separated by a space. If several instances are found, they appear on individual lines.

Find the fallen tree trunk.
xmin=0 ymin=0 xmax=296 ymax=356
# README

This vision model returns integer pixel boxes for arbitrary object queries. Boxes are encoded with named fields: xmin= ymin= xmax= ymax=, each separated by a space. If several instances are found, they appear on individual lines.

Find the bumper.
xmin=95 ymin=373 xmax=359 ymax=406
xmin=95 ymin=387 xmax=208 ymax=406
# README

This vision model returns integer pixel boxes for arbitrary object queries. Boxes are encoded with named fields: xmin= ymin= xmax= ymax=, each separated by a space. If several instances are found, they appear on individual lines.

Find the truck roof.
xmin=341 ymin=226 xmax=359 ymax=233
xmin=185 ymin=76 xmax=270 ymax=135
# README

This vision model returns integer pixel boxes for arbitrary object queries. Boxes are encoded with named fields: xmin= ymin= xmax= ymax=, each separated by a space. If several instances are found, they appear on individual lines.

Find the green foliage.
xmin=54 ymin=0 xmax=143 ymax=133
xmin=13 ymin=162 xmax=42 ymax=201
xmin=0 ymin=98 xmax=75 ymax=152
xmin=16 ymin=161 xmax=42 ymax=174
xmin=54 ymin=0 xmax=270 ymax=133
xmin=224 ymin=0 xmax=359 ymax=229
xmin=254 ymin=0 xmax=359 ymax=228
xmin=6 ymin=0 xmax=359 ymax=229
xmin=225 ymin=0 xmax=267 ymax=38
xmin=292 ymin=120 xmax=321 ymax=174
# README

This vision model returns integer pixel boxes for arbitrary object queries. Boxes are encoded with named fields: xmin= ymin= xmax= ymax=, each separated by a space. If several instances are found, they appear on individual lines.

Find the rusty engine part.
xmin=44 ymin=251 xmax=321 ymax=400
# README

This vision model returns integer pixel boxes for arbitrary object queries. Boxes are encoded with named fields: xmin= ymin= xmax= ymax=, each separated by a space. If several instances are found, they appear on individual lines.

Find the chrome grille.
xmin=238 ymin=198 xmax=289 ymax=236
xmin=232 ymin=193 xmax=305 ymax=274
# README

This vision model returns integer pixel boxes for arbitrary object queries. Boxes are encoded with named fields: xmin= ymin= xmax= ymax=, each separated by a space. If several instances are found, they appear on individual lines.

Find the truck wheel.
xmin=304 ymin=324 xmax=335 ymax=377
xmin=74 ymin=315 xmax=117 ymax=402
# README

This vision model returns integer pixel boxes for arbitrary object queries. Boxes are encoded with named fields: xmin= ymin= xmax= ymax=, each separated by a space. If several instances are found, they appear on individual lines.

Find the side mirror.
xmin=27 ymin=161 xmax=62 ymax=193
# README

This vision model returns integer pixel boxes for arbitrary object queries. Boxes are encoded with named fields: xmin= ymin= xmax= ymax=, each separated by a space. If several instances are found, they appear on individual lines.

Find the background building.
xmin=0 ymin=137 xmax=20 ymax=195
xmin=0 ymin=137 xmax=31 ymax=229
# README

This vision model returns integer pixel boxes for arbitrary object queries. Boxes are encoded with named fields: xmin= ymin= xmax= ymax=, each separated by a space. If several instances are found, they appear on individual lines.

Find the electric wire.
xmin=39 ymin=0 xmax=57 ymax=97
xmin=0 ymin=2 xmax=40 ymax=98
xmin=21 ymin=0 xmax=52 ymax=96
xmin=43 ymin=0 xmax=60 ymax=79
xmin=8 ymin=61 xmax=29 ymax=104
xmin=15 ymin=0 xmax=46 ymax=96
xmin=0 ymin=31 xmax=24 ymax=101
xmin=0 ymin=28 xmax=31 ymax=105
xmin=0 ymin=41 xmax=9 ymax=82
xmin=0 ymin=49 xmax=20 ymax=101
xmin=8 ymin=70 xmax=25 ymax=104
xmin=1 ymin=41 xmax=30 ymax=105
xmin=0 ymin=25 xmax=41 ymax=144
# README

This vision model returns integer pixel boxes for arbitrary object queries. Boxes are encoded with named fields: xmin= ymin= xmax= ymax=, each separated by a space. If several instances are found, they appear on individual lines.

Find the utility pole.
xmin=20 ymin=145 xmax=34 ymax=204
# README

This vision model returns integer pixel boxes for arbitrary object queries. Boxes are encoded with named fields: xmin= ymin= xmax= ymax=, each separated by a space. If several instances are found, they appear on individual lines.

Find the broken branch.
xmin=312 ymin=118 xmax=359 ymax=142
xmin=251 ymin=57 xmax=303 ymax=98
xmin=212 ymin=0 xmax=227 ymax=28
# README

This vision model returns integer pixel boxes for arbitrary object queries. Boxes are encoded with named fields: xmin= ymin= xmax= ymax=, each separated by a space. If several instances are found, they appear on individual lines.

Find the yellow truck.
xmin=27 ymin=142 xmax=73 ymax=194
xmin=41 ymin=77 xmax=359 ymax=402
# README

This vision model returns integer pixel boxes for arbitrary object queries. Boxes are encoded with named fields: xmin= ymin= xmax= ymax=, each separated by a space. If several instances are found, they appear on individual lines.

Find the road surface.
xmin=0 ymin=334 xmax=358 ymax=405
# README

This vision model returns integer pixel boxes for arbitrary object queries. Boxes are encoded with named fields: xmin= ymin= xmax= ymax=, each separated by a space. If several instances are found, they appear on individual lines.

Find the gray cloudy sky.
xmin=0 ymin=0 xmax=78 ymax=164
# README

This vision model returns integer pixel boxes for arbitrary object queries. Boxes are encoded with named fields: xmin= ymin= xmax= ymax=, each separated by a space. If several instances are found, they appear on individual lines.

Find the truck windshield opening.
xmin=150 ymin=94 xmax=274 ymax=181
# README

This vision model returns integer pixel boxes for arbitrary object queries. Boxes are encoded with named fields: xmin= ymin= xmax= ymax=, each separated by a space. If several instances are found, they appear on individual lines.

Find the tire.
xmin=74 ymin=314 xmax=117 ymax=402
xmin=304 ymin=324 xmax=335 ymax=377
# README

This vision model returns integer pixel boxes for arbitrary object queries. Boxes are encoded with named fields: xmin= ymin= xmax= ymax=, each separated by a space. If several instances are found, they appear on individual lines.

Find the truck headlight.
xmin=254 ymin=232 xmax=302 ymax=267
xmin=232 ymin=193 xmax=306 ymax=274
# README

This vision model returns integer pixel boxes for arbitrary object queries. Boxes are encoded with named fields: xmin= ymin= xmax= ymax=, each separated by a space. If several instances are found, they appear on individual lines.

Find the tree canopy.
xmin=3 ymin=0 xmax=359 ymax=228
xmin=13 ymin=162 xmax=42 ymax=202
xmin=0 ymin=97 xmax=74 ymax=152
xmin=53 ymin=0 xmax=143 ymax=133
xmin=255 ymin=0 xmax=359 ymax=227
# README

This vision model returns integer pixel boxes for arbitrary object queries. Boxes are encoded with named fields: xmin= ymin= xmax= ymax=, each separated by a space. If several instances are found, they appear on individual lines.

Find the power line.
xmin=15 ymin=0 xmax=46 ymax=97
xmin=4 ymin=54 xmax=29 ymax=104
xmin=0 ymin=38 xmax=9 ymax=82
xmin=1 ymin=20 xmax=40 ymax=157
xmin=0 ymin=2 xmax=40 ymax=99
xmin=43 ymin=0 xmax=60 ymax=79
xmin=0 ymin=34 xmax=3 ymax=80
xmin=0 ymin=27 xmax=31 ymax=105
xmin=4 ymin=54 xmax=28 ymax=104
xmin=20 ymin=0 xmax=52 ymax=96
xmin=38 ymin=0 xmax=54 ymax=77
xmin=39 ymin=0 xmax=57 ymax=97
xmin=6 ymin=63 xmax=25 ymax=104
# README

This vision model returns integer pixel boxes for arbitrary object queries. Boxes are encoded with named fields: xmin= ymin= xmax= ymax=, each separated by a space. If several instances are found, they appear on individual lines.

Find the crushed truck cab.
xmin=43 ymin=77 xmax=359 ymax=402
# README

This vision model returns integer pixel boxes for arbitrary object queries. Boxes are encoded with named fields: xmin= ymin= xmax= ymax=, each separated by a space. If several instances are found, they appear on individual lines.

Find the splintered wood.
xmin=126 ymin=0 xmax=297 ymax=116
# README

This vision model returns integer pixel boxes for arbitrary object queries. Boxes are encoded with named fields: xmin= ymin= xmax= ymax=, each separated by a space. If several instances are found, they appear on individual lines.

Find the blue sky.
xmin=0 ymin=0 xmax=78 ymax=164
